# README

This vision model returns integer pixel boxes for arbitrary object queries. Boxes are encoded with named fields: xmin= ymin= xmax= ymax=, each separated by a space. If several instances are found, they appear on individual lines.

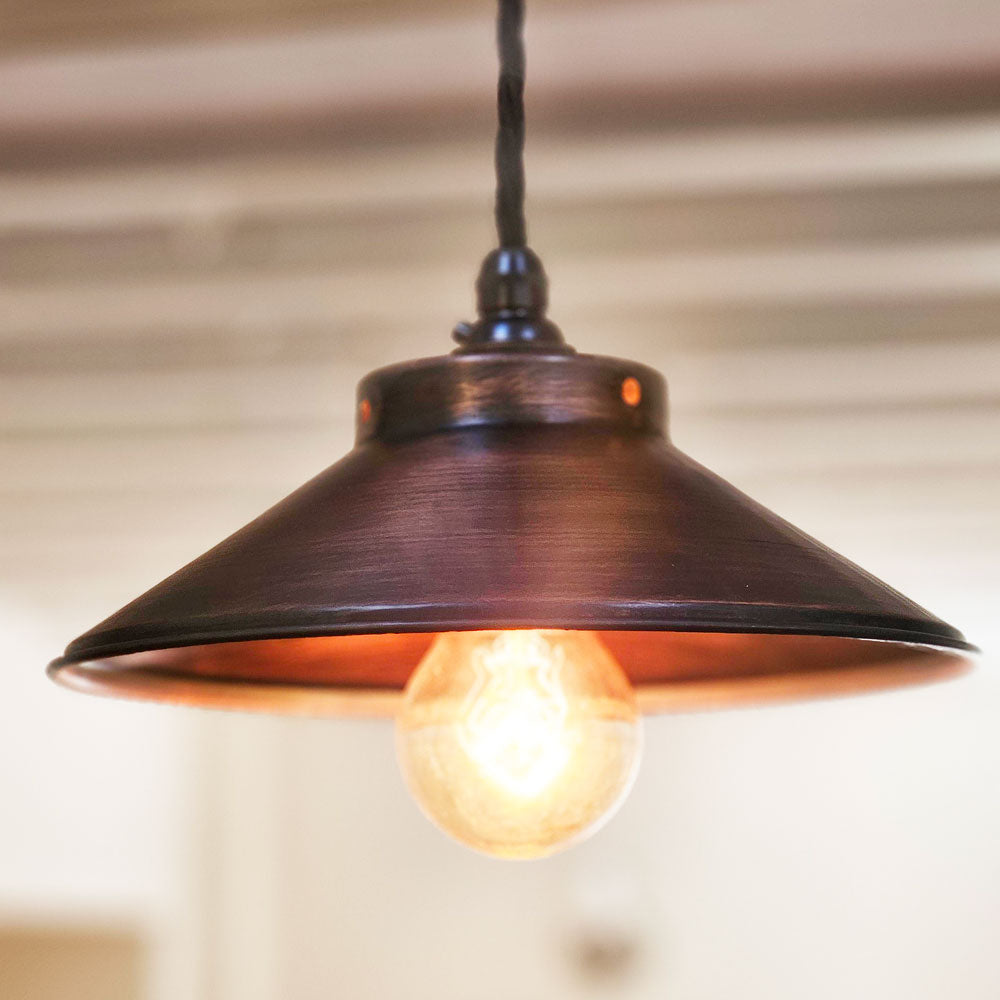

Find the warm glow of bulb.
xmin=396 ymin=630 xmax=642 ymax=859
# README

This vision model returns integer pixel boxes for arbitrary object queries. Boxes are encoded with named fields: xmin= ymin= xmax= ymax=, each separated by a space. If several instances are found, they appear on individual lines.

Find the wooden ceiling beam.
xmin=3 ymin=0 xmax=1000 ymax=168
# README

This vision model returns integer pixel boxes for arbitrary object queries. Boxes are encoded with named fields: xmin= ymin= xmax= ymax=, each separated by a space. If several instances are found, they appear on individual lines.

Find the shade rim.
xmin=60 ymin=605 xmax=975 ymax=667
xmin=49 ymin=636 xmax=975 ymax=718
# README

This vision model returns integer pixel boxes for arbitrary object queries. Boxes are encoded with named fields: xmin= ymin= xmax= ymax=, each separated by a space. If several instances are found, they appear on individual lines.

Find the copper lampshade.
xmin=49 ymin=292 xmax=974 ymax=716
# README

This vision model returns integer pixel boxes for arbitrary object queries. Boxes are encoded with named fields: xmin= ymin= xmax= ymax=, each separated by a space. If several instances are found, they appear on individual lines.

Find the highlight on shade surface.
xmin=396 ymin=630 xmax=643 ymax=859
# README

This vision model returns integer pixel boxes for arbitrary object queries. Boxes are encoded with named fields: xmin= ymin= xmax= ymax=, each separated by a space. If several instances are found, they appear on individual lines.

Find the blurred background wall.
xmin=1 ymin=1 xmax=999 ymax=998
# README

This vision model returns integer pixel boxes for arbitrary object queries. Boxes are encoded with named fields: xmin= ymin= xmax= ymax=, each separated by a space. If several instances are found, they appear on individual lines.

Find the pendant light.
xmin=50 ymin=0 xmax=974 ymax=858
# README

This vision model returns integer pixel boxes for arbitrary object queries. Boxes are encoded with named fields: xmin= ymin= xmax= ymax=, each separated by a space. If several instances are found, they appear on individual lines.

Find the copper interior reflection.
xmin=50 ymin=631 xmax=970 ymax=717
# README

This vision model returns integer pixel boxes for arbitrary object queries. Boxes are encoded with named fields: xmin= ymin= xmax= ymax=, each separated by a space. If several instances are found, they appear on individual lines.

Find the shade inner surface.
xmin=51 ymin=631 xmax=971 ymax=716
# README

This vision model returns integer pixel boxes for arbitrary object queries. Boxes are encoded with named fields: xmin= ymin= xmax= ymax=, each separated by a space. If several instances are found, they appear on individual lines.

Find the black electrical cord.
xmin=453 ymin=0 xmax=567 ymax=352
xmin=494 ymin=0 xmax=527 ymax=248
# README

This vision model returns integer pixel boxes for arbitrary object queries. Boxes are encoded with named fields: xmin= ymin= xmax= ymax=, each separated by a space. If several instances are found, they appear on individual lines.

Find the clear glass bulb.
xmin=396 ymin=630 xmax=642 ymax=859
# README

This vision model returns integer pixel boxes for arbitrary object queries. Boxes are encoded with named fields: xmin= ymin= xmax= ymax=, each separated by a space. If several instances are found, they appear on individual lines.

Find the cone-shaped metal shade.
xmin=50 ymin=350 xmax=973 ymax=716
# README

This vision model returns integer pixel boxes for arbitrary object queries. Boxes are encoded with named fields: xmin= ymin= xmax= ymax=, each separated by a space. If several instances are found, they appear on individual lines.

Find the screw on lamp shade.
xmin=49 ymin=267 xmax=974 ymax=716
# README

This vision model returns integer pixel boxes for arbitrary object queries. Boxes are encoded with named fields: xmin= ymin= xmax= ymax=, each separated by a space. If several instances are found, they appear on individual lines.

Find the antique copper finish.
xmin=50 ymin=250 xmax=974 ymax=715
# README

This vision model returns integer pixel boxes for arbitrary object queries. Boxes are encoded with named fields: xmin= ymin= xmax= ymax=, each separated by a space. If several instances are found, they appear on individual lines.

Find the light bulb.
xmin=396 ymin=630 xmax=642 ymax=859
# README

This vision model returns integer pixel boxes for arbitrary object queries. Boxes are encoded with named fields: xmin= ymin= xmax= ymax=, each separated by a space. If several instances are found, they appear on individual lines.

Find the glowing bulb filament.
xmin=458 ymin=631 xmax=572 ymax=798
xmin=396 ymin=630 xmax=642 ymax=859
